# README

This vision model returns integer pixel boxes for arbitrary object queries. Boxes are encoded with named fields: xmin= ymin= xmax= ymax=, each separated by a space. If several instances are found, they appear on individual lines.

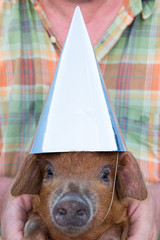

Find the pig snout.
xmin=52 ymin=192 xmax=91 ymax=228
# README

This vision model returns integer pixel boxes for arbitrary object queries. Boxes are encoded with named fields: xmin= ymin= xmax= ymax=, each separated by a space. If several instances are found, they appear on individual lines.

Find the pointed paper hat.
xmin=30 ymin=7 xmax=126 ymax=154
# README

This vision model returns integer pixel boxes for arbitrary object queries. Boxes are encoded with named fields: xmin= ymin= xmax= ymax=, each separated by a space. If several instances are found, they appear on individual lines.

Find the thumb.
xmin=127 ymin=198 xmax=157 ymax=240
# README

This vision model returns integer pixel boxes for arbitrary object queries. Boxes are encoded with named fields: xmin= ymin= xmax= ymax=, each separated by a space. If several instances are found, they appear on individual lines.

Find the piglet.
xmin=11 ymin=151 xmax=147 ymax=240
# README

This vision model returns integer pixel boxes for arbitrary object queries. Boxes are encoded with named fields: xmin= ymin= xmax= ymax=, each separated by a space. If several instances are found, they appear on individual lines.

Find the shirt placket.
xmin=31 ymin=0 xmax=62 ymax=54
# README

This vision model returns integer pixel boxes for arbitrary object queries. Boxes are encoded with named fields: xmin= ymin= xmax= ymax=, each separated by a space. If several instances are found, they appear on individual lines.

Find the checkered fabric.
xmin=0 ymin=0 xmax=160 ymax=185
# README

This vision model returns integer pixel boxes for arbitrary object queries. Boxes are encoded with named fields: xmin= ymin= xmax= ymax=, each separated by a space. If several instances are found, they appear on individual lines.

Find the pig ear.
xmin=116 ymin=152 xmax=148 ymax=200
xmin=11 ymin=154 xmax=45 ymax=196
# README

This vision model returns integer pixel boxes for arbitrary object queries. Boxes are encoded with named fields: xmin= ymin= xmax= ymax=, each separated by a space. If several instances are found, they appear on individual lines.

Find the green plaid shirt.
xmin=0 ymin=0 xmax=160 ymax=185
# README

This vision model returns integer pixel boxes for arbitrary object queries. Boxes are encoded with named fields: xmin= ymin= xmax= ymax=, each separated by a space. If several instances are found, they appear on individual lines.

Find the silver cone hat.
xmin=30 ymin=7 xmax=126 ymax=154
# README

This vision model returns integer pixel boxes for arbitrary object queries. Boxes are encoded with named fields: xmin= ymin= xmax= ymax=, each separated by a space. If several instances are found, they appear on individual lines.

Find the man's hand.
xmin=1 ymin=195 xmax=32 ymax=240
xmin=98 ymin=183 xmax=160 ymax=240
xmin=127 ymin=197 xmax=157 ymax=239
xmin=128 ymin=183 xmax=160 ymax=240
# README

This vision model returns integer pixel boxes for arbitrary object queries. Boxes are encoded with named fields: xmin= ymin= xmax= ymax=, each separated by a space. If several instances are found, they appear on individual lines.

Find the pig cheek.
xmin=93 ymin=183 xmax=113 ymax=223
xmin=37 ymin=181 xmax=62 ymax=228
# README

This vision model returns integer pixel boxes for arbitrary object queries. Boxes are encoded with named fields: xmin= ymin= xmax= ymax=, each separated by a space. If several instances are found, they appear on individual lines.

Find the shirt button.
xmin=50 ymin=36 xmax=57 ymax=43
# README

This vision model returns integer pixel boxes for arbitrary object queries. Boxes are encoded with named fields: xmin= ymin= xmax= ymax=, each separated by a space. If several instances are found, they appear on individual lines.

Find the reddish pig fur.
xmin=11 ymin=152 xmax=148 ymax=240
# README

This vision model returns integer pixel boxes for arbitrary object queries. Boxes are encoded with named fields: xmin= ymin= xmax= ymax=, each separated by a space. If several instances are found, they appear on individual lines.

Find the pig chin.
xmin=50 ymin=191 xmax=96 ymax=236
xmin=54 ymin=223 xmax=92 ymax=236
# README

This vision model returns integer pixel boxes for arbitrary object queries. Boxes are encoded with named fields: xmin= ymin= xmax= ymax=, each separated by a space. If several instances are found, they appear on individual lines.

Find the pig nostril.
xmin=58 ymin=208 xmax=67 ymax=215
xmin=77 ymin=209 xmax=85 ymax=216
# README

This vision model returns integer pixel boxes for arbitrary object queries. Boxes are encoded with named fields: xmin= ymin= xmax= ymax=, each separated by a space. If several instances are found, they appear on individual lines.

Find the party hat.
xmin=30 ymin=7 xmax=126 ymax=154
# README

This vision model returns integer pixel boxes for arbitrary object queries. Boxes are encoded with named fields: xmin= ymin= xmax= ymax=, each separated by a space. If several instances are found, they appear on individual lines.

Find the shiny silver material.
xmin=30 ymin=6 xmax=126 ymax=154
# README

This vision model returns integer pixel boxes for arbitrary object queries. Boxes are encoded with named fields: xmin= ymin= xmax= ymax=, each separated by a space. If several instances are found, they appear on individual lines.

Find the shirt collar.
xmin=94 ymin=0 xmax=156 ymax=60
xmin=141 ymin=0 xmax=156 ymax=19
xmin=29 ymin=0 xmax=156 ymax=61
xmin=30 ymin=0 xmax=156 ymax=17
xmin=123 ymin=0 xmax=156 ymax=19
xmin=17 ymin=0 xmax=156 ymax=20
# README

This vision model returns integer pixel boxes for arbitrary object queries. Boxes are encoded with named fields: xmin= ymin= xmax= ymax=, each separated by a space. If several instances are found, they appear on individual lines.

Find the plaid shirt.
xmin=0 ymin=0 xmax=160 ymax=184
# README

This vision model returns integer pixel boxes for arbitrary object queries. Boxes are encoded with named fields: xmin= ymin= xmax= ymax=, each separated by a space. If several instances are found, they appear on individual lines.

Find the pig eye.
xmin=100 ymin=166 xmax=110 ymax=182
xmin=45 ymin=164 xmax=54 ymax=179
xmin=46 ymin=169 xmax=54 ymax=177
